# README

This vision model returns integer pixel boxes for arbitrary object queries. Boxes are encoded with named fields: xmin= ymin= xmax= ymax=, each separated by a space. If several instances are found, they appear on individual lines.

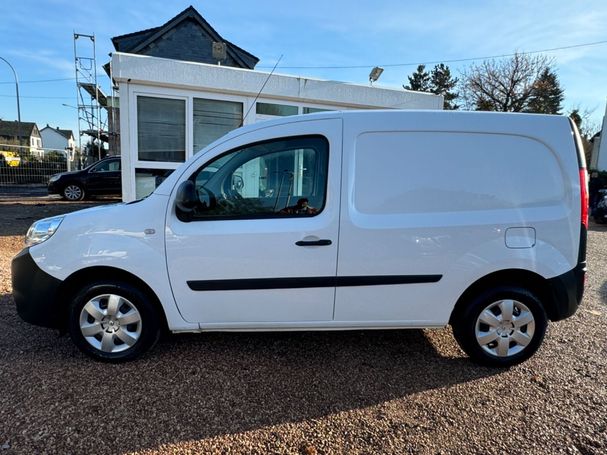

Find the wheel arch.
xmin=61 ymin=179 xmax=85 ymax=189
xmin=57 ymin=266 xmax=169 ymax=333
xmin=449 ymin=268 xmax=558 ymax=324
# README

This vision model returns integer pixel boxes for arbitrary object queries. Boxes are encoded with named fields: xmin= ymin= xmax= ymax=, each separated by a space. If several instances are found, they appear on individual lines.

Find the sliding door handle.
xmin=295 ymin=239 xmax=332 ymax=247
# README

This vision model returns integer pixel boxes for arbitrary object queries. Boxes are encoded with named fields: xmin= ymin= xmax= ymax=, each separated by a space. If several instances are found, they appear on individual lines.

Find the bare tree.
xmin=461 ymin=53 xmax=554 ymax=112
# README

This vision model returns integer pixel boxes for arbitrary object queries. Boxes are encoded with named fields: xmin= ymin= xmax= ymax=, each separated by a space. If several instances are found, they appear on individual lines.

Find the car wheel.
xmin=452 ymin=286 xmax=547 ymax=367
xmin=62 ymin=183 xmax=85 ymax=201
xmin=68 ymin=281 xmax=161 ymax=362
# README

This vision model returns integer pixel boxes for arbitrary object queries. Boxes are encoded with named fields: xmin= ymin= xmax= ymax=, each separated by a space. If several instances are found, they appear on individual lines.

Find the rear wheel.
xmin=452 ymin=286 xmax=547 ymax=367
xmin=68 ymin=281 xmax=161 ymax=362
xmin=62 ymin=183 xmax=85 ymax=201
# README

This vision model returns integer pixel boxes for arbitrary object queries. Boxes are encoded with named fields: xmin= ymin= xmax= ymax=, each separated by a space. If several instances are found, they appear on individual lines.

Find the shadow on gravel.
xmin=0 ymin=294 xmax=501 ymax=454
xmin=588 ymin=221 xmax=607 ymax=232
xmin=599 ymin=281 xmax=607 ymax=306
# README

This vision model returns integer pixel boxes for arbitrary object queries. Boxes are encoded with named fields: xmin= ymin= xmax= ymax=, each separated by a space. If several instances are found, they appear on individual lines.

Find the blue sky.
xmin=1 ymin=0 xmax=606 ymax=140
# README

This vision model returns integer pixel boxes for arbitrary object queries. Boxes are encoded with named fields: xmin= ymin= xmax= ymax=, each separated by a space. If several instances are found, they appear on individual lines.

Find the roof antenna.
xmin=240 ymin=54 xmax=283 ymax=127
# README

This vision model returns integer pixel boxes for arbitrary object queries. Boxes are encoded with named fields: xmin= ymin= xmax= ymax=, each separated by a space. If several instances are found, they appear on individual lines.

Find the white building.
xmin=40 ymin=125 xmax=76 ymax=156
xmin=590 ymin=103 xmax=607 ymax=171
xmin=111 ymin=52 xmax=443 ymax=201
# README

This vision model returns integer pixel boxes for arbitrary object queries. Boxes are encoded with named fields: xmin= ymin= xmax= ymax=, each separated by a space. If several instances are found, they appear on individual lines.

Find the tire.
xmin=68 ymin=281 xmax=161 ymax=362
xmin=62 ymin=183 xmax=85 ymax=201
xmin=452 ymin=286 xmax=547 ymax=367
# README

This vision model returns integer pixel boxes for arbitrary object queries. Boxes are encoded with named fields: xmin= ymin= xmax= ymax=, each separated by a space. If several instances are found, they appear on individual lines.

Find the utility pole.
xmin=0 ymin=56 xmax=22 ymax=148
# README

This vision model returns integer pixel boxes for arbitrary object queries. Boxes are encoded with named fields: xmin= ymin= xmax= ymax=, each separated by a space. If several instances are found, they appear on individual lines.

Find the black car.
xmin=594 ymin=189 xmax=607 ymax=224
xmin=48 ymin=156 xmax=122 ymax=201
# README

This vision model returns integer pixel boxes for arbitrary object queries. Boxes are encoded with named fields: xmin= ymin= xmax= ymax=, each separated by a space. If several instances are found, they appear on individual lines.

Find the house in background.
xmin=0 ymin=120 xmax=42 ymax=155
xmin=109 ymin=6 xmax=443 ymax=201
xmin=104 ymin=5 xmax=261 ymax=157
xmin=110 ymin=5 xmax=259 ymax=69
xmin=40 ymin=125 xmax=76 ymax=156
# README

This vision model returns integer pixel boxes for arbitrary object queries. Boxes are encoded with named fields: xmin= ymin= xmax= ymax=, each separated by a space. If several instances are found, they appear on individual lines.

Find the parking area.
xmin=0 ymin=197 xmax=606 ymax=454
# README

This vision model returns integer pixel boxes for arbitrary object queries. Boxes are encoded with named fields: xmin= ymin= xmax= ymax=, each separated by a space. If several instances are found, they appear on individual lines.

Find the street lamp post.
xmin=0 ymin=56 xmax=22 ymax=148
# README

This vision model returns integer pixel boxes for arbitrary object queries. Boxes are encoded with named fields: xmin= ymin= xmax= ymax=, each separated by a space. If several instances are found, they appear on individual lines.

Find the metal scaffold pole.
xmin=73 ymin=32 xmax=108 ymax=166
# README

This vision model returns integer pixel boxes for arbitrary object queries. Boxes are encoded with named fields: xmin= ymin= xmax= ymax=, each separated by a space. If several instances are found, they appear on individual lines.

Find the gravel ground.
xmin=0 ymin=197 xmax=606 ymax=454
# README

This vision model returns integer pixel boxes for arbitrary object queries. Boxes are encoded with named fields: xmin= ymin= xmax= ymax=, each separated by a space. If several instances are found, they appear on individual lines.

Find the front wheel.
xmin=68 ymin=281 xmax=161 ymax=362
xmin=62 ymin=183 xmax=85 ymax=201
xmin=452 ymin=286 xmax=547 ymax=367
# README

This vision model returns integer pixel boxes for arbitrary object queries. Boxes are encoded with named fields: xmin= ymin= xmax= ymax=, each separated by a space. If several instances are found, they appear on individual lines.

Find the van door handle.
xmin=295 ymin=239 xmax=332 ymax=246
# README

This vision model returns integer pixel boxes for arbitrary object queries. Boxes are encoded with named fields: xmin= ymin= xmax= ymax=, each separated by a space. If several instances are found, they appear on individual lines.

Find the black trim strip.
xmin=187 ymin=275 xmax=442 ymax=291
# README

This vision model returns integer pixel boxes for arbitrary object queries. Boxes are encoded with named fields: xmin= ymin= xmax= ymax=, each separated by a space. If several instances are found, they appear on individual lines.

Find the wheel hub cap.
xmin=496 ymin=321 xmax=514 ymax=337
xmin=79 ymin=293 xmax=142 ymax=353
xmin=474 ymin=299 xmax=535 ymax=358
xmin=101 ymin=316 xmax=121 ymax=333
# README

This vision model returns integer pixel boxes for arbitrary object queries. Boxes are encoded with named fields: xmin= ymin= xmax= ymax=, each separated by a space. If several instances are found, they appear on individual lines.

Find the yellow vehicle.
xmin=0 ymin=150 xmax=21 ymax=167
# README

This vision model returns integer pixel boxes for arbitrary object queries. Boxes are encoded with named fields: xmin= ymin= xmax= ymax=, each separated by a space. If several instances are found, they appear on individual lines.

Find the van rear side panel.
xmin=335 ymin=112 xmax=581 ymax=326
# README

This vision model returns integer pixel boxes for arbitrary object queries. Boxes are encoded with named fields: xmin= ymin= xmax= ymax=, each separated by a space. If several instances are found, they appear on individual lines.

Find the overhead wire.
xmin=0 ymin=39 xmax=604 ymax=90
xmin=256 ymin=39 xmax=607 ymax=69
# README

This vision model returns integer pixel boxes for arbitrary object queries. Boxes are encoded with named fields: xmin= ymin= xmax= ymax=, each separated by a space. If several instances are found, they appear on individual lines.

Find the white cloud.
xmin=6 ymin=49 xmax=74 ymax=78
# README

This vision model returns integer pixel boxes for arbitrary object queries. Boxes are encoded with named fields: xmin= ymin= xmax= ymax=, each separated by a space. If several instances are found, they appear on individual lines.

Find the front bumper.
xmin=47 ymin=180 xmax=60 ymax=195
xmin=11 ymin=248 xmax=63 ymax=329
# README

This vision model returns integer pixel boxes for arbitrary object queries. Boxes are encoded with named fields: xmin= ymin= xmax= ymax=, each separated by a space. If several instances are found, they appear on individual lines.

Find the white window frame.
xmin=121 ymin=84 xmax=353 ymax=202
xmin=132 ymin=90 xmax=189 ymax=169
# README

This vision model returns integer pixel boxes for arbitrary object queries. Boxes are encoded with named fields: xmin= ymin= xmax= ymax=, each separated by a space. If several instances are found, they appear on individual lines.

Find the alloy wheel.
xmin=64 ymin=185 xmax=83 ymax=201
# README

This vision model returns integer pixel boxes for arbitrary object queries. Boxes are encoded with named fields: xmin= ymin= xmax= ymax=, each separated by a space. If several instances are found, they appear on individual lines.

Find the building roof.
xmin=111 ymin=26 xmax=160 ymax=52
xmin=0 ymin=120 xmax=38 ymax=138
xmin=111 ymin=53 xmax=444 ymax=111
xmin=110 ymin=6 xmax=259 ymax=69
xmin=41 ymin=125 xmax=74 ymax=140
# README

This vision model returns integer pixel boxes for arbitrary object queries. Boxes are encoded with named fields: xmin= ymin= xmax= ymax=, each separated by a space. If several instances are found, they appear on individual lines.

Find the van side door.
xmin=165 ymin=118 xmax=342 ymax=326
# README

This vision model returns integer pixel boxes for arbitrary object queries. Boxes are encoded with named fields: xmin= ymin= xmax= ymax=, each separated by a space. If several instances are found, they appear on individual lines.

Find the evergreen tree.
xmin=430 ymin=63 xmax=459 ymax=110
xmin=569 ymin=109 xmax=582 ymax=129
xmin=525 ymin=68 xmax=564 ymax=114
xmin=404 ymin=65 xmax=431 ymax=92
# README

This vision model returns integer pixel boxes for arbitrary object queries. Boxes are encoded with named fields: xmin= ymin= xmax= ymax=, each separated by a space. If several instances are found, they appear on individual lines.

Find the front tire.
xmin=68 ymin=281 xmax=161 ymax=362
xmin=452 ymin=286 xmax=547 ymax=367
xmin=62 ymin=183 xmax=85 ymax=201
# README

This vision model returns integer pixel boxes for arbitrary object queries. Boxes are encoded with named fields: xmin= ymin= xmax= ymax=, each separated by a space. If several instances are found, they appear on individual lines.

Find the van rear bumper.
xmin=546 ymin=262 xmax=586 ymax=321
xmin=11 ymin=248 xmax=63 ymax=329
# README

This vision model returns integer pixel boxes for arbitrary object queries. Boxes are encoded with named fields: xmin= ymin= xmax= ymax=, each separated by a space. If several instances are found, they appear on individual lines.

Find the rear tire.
xmin=68 ymin=281 xmax=161 ymax=362
xmin=452 ymin=286 xmax=547 ymax=367
xmin=62 ymin=183 xmax=85 ymax=201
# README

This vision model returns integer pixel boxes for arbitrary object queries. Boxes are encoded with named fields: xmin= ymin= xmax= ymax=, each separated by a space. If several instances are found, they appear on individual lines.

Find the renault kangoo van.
xmin=12 ymin=110 xmax=588 ymax=366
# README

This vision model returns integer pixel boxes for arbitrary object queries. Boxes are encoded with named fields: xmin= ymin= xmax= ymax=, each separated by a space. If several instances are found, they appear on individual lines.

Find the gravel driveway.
xmin=0 ymin=198 xmax=606 ymax=454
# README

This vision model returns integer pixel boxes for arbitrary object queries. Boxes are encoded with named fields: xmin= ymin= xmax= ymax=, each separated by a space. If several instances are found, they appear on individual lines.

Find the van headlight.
xmin=25 ymin=216 xmax=64 ymax=246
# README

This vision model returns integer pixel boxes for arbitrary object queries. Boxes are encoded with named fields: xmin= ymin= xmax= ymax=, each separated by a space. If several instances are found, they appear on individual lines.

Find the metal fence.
xmin=0 ymin=144 xmax=71 ymax=188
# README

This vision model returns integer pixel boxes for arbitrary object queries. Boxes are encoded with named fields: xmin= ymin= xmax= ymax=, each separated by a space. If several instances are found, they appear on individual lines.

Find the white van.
xmin=12 ymin=110 xmax=588 ymax=366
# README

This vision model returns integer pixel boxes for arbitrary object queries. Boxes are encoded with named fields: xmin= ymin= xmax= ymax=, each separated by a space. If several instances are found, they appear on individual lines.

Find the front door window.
xmin=187 ymin=135 xmax=329 ymax=220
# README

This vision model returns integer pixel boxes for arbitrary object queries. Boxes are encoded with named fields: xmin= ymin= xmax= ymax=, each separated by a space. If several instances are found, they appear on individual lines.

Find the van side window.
xmin=188 ymin=135 xmax=329 ymax=220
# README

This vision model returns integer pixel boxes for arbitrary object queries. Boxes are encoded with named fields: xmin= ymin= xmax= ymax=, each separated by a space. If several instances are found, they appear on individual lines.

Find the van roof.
xmin=221 ymin=109 xmax=568 ymax=144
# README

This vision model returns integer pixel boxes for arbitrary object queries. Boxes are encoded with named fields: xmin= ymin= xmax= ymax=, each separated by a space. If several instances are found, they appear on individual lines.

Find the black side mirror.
xmin=175 ymin=180 xmax=197 ymax=221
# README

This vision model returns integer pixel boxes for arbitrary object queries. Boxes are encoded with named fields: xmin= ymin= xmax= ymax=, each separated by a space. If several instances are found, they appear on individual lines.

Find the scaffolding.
xmin=73 ymin=32 xmax=108 ymax=165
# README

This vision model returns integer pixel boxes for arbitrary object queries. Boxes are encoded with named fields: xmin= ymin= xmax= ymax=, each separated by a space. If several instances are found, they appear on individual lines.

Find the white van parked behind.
xmin=12 ymin=110 xmax=588 ymax=366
